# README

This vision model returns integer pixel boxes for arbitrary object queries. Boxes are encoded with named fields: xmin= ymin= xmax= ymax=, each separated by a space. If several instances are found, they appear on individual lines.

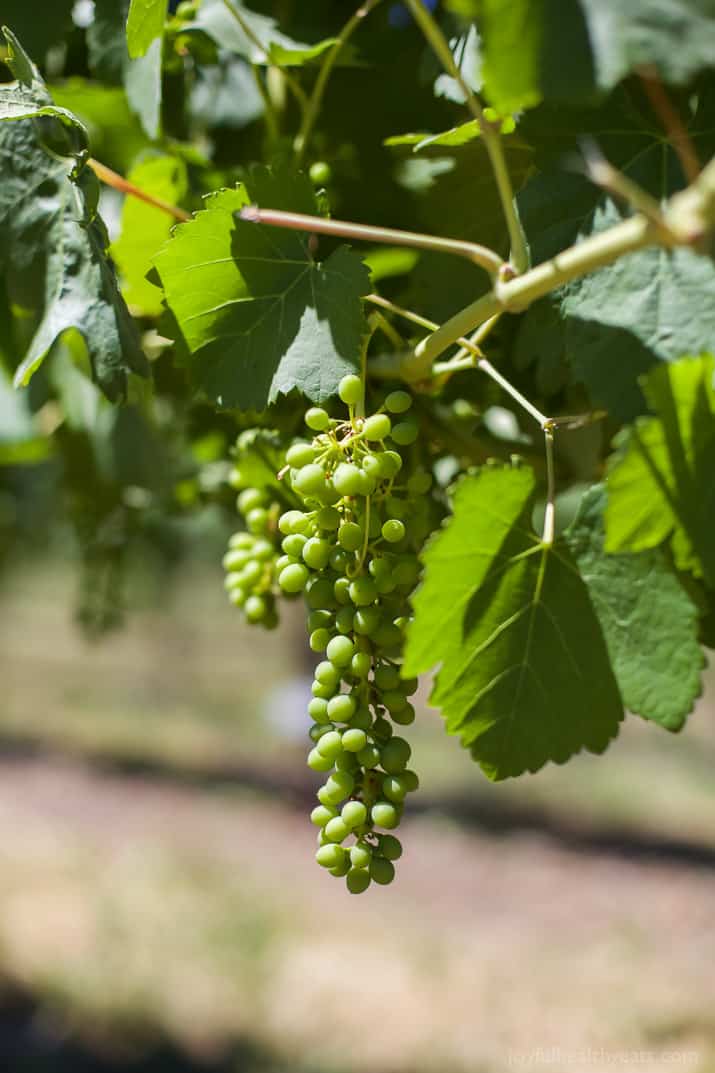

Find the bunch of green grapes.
xmin=277 ymin=374 xmax=432 ymax=892
xmin=222 ymin=485 xmax=282 ymax=628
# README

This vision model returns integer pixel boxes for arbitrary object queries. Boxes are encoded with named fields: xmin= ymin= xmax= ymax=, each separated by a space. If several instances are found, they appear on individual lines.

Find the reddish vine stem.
xmin=89 ymin=159 xmax=191 ymax=222
xmin=639 ymin=67 xmax=701 ymax=184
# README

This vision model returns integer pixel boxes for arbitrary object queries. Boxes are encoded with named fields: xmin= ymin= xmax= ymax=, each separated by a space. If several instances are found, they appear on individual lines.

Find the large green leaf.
xmin=514 ymin=92 xmax=715 ymax=419
xmin=0 ymin=32 xmax=147 ymax=399
xmin=126 ymin=0 xmax=168 ymax=59
xmin=567 ymin=485 xmax=703 ymax=730
xmin=153 ymin=168 xmax=370 ymax=410
xmin=404 ymin=466 xmax=623 ymax=780
xmin=605 ymin=354 xmax=715 ymax=587
xmin=186 ymin=0 xmax=337 ymax=67
xmin=112 ymin=155 xmax=187 ymax=315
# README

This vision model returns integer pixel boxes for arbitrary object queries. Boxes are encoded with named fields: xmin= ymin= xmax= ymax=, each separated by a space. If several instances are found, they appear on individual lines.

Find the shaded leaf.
xmin=568 ymin=484 xmax=703 ymax=730
xmin=153 ymin=168 xmax=370 ymax=410
xmin=126 ymin=0 xmax=168 ymax=59
xmin=187 ymin=0 xmax=337 ymax=67
xmin=605 ymin=354 xmax=715 ymax=587
xmin=404 ymin=465 xmax=623 ymax=779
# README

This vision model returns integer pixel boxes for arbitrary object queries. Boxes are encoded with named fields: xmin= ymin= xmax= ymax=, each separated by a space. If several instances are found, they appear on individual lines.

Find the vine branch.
xmin=88 ymin=159 xmax=190 ymax=221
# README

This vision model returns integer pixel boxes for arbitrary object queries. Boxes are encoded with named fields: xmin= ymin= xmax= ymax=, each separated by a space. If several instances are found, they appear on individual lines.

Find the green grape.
xmin=315 ymin=661 xmax=341 ymax=688
xmin=382 ymin=775 xmax=407 ymax=803
xmin=346 ymin=868 xmax=371 ymax=894
xmin=316 ymin=843 xmax=345 ymax=869
xmin=237 ymin=487 xmax=265 ymax=513
xmin=282 ymin=533 xmax=307 ymax=557
xmin=306 ymin=577 xmax=336 ymax=610
xmin=307 ymin=747 xmax=335 ymax=773
xmin=350 ymin=708 xmax=373 ymax=731
xmin=330 ymin=547 xmax=351 ymax=572
xmin=311 ymin=681 xmax=334 ymax=700
xmin=385 ymin=495 xmax=408 ymax=519
xmin=341 ymin=728 xmax=367 ymax=752
xmin=303 ymin=537 xmax=332 ymax=570
xmin=317 ymin=506 xmax=341 ymax=530
xmin=357 ymin=744 xmax=380 ymax=768
xmin=228 ymin=587 xmax=247 ymax=607
xmin=392 ymin=559 xmax=419 ymax=588
xmin=350 ymin=842 xmax=372 ymax=868
xmin=309 ymin=628 xmax=331 ymax=653
xmin=374 ymin=664 xmax=400 ymax=690
xmin=379 ymin=834 xmax=403 ymax=860
xmin=338 ymin=521 xmax=363 ymax=551
xmin=349 ymin=576 xmax=377 ymax=606
xmin=401 ymin=770 xmax=419 ymax=792
xmin=311 ymin=804 xmax=337 ymax=827
xmin=385 ymin=390 xmax=412 ymax=414
xmin=362 ymin=454 xmax=382 ymax=479
xmin=326 ymin=635 xmax=355 ymax=666
xmin=407 ymin=470 xmax=432 ymax=494
xmin=309 ymin=160 xmax=332 ymax=185
xmin=363 ymin=413 xmax=391 ymax=441
xmin=286 ymin=442 xmax=316 ymax=468
xmin=334 ymin=751 xmax=358 ymax=772
xmin=326 ymin=693 xmax=356 ymax=723
xmin=371 ymin=716 xmax=393 ymax=740
xmin=244 ymin=595 xmax=268 ymax=623
xmin=333 ymin=576 xmax=351 ymax=605
xmin=307 ymin=697 xmax=330 ymax=722
xmin=316 ymin=730 xmax=343 ymax=759
xmin=341 ymin=800 xmax=367 ymax=827
xmin=380 ymin=737 xmax=411 ymax=773
xmin=333 ymin=462 xmax=364 ymax=496
xmin=382 ymin=519 xmax=406 ymax=543
xmin=324 ymin=816 xmax=351 ymax=842
xmin=369 ymin=856 xmax=396 ymax=885
xmin=324 ymin=770 xmax=355 ymax=801
xmin=293 ymin=463 xmax=327 ymax=497
xmin=380 ymin=450 xmax=402 ymax=477
xmin=391 ymin=421 xmax=418 ymax=446
xmin=335 ymin=606 xmax=355 ymax=634
xmin=353 ymin=607 xmax=381 ymax=636
xmin=308 ymin=609 xmax=332 ymax=631
xmin=391 ymin=702 xmax=415 ymax=725
xmin=350 ymin=651 xmax=372 ymax=677
xmin=305 ymin=407 xmax=330 ymax=431
xmin=382 ymin=689 xmax=408 ymax=713
xmin=371 ymin=801 xmax=399 ymax=829
xmin=402 ymin=677 xmax=419 ymax=696
xmin=338 ymin=374 xmax=363 ymax=405
xmin=279 ymin=563 xmax=309 ymax=593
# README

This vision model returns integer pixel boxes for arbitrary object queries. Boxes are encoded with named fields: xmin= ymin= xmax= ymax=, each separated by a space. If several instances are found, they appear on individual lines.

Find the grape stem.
xmin=88 ymin=159 xmax=190 ymax=221
xmin=402 ymin=0 xmax=529 ymax=273
xmin=238 ymin=207 xmax=505 ymax=276
xmin=542 ymin=427 xmax=556 ymax=547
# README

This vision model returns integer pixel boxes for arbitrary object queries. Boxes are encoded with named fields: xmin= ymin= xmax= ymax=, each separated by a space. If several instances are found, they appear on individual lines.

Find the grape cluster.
xmin=222 ymin=485 xmax=281 ymax=628
xmin=278 ymin=375 xmax=429 ymax=892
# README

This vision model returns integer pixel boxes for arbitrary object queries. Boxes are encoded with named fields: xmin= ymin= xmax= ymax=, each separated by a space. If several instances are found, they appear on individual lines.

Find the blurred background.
xmin=2 ymin=539 xmax=715 ymax=1073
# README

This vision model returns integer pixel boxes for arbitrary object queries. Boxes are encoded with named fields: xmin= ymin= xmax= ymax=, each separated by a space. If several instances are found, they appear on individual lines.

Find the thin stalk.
xmin=368 ymin=310 xmax=404 ymax=349
xmin=640 ymin=67 xmax=701 ymax=184
xmin=294 ymin=0 xmax=383 ymax=165
xmin=240 ymin=207 xmax=504 ymax=275
xmin=88 ymin=159 xmax=190 ymax=221
xmin=403 ymin=0 xmax=528 ymax=271
xmin=450 ymin=314 xmax=501 ymax=364
xmin=221 ymin=0 xmax=305 ymax=126
xmin=251 ymin=65 xmax=280 ymax=141
xmin=542 ymin=428 xmax=556 ymax=546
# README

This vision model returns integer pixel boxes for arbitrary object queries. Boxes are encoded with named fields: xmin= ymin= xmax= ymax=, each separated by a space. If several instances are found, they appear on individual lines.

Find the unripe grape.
xmin=306 ymin=577 xmax=336 ymax=610
xmin=357 ymin=744 xmax=380 ymax=768
xmin=330 ymin=547 xmax=351 ymax=572
xmin=350 ymin=842 xmax=372 ymax=869
xmin=338 ymin=374 xmax=363 ymax=406
xmin=309 ymin=723 xmax=329 ymax=742
xmin=392 ymin=559 xmax=419 ymax=588
xmin=246 ymin=507 xmax=269 ymax=534
xmin=349 ymin=576 xmax=377 ymax=606
xmin=341 ymin=728 xmax=367 ymax=752
xmin=380 ymin=450 xmax=402 ymax=477
xmin=371 ymin=716 xmax=393 ymax=740
xmin=351 ymin=707 xmax=373 ymax=731
xmin=338 ymin=521 xmax=363 ymax=551
xmin=316 ymin=843 xmax=345 ymax=869
xmin=346 ymin=868 xmax=371 ymax=894
xmin=275 ymin=554 xmax=296 ymax=573
xmin=341 ymin=800 xmax=367 ymax=828
xmin=324 ymin=816 xmax=351 ymax=842
xmin=315 ymin=661 xmax=340 ymax=688
xmin=223 ymin=548 xmax=249 ymax=572
xmin=334 ymin=751 xmax=358 ymax=772
xmin=311 ymin=681 xmax=334 ymax=700
xmin=382 ymin=519 xmax=406 ymax=543
xmin=293 ymin=463 xmax=326 ymax=497
xmin=244 ymin=595 xmax=268 ymax=622
xmin=402 ymin=677 xmax=419 ymax=696
xmin=401 ymin=770 xmax=419 ymax=792
xmin=308 ymin=697 xmax=330 ymax=722
xmin=333 ymin=576 xmax=351 ymax=605
xmin=302 ymin=537 xmax=331 ymax=570
xmin=353 ymin=607 xmax=381 ymax=636
xmin=282 ymin=534 xmax=307 ymax=558
xmin=333 ymin=462 xmax=364 ymax=496
xmin=391 ymin=702 xmax=415 ymax=725
xmin=382 ymin=689 xmax=408 ymax=713
xmin=286 ymin=441 xmax=316 ymax=468
xmin=391 ymin=421 xmax=418 ymax=445
xmin=279 ymin=510 xmax=309 ymax=535
xmin=324 ymin=771 xmax=355 ymax=801
xmin=374 ymin=664 xmax=400 ymax=690
xmin=305 ymin=407 xmax=330 ymax=431
xmin=327 ymin=694 xmax=356 ymax=723
xmin=350 ymin=651 xmax=372 ymax=678
xmin=382 ymin=775 xmax=407 ymax=802
xmin=363 ymin=413 xmax=391 ymax=441
xmin=371 ymin=801 xmax=399 ymax=829
xmin=228 ymin=587 xmax=247 ymax=607
xmin=307 ymin=747 xmax=334 ymax=772
xmin=308 ymin=609 xmax=332 ymax=631
xmin=407 ymin=470 xmax=432 ymax=494
xmin=309 ymin=160 xmax=332 ymax=185
xmin=311 ymin=804 xmax=337 ymax=827
xmin=237 ymin=487 xmax=265 ymax=513
xmin=309 ymin=628 xmax=331 ymax=653
xmin=335 ymin=606 xmax=355 ymax=634
xmin=326 ymin=635 xmax=355 ymax=666
xmin=385 ymin=390 xmax=412 ymax=414
xmin=385 ymin=495 xmax=408 ymax=519
xmin=317 ymin=506 xmax=341 ymax=530
xmin=369 ymin=856 xmax=395 ymax=885
xmin=379 ymin=834 xmax=403 ymax=860
xmin=329 ymin=855 xmax=351 ymax=877
xmin=380 ymin=737 xmax=411 ymax=773
xmin=279 ymin=563 xmax=309 ymax=593
xmin=252 ymin=539 xmax=274 ymax=561
xmin=362 ymin=454 xmax=382 ymax=479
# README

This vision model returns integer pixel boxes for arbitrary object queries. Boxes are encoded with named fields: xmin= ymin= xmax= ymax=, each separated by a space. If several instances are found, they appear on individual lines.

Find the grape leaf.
xmin=515 ymin=92 xmax=715 ymax=419
xmin=567 ymin=484 xmax=703 ymax=730
xmin=230 ymin=428 xmax=296 ymax=501
xmin=404 ymin=465 xmax=623 ymax=780
xmin=186 ymin=0 xmax=337 ymax=67
xmin=125 ymin=38 xmax=163 ymax=139
xmin=126 ymin=0 xmax=168 ymax=59
xmin=112 ymin=155 xmax=187 ymax=315
xmin=0 ymin=31 xmax=147 ymax=399
xmin=605 ymin=354 xmax=715 ymax=587
xmin=153 ymin=168 xmax=370 ymax=410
